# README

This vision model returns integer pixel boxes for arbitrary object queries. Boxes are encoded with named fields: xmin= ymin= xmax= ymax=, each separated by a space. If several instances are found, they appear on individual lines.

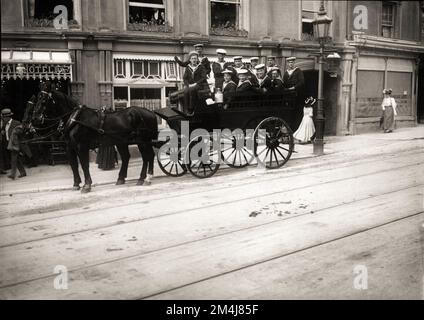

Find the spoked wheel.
xmin=157 ymin=144 xmax=187 ymax=177
xmin=186 ymin=135 xmax=220 ymax=178
xmin=254 ymin=117 xmax=294 ymax=169
xmin=220 ymin=130 xmax=255 ymax=168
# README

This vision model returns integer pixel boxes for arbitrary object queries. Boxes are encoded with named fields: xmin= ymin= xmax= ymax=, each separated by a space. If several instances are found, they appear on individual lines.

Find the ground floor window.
xmin=112 ymin=56 xmax=182 ymax=116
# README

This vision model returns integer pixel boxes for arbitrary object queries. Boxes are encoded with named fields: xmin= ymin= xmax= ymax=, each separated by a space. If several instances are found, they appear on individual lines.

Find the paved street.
xmin=0 ymin=126 xmax=423 ymax=299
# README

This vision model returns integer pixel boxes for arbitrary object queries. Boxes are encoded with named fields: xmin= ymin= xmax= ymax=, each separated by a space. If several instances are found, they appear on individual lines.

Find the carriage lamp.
xmin=16 ymin=63 xmax=26 ymax=79
xmin=326 ymin=52 xmax=341 ymax=78
xmin=312 ymin=0 xmax=333 ymax=156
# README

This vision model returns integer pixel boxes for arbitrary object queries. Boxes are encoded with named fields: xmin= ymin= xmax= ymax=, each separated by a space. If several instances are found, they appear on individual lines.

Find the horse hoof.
xmin=72 ymin=185 xmax=81 ymax=191
xmin=81 ymin=186 xmax=91 ymax=193
xmin=136 ymin=179 xmax=145 ymax=186
xmin=116 ymin=179 xmax=125 ymax=185
xmin=144 ymin=180 xmax=151 ymax=186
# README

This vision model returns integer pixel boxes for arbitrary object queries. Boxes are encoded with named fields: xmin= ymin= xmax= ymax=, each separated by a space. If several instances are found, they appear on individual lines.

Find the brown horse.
xmin=32 ymin=88 xmax=158 ymax=193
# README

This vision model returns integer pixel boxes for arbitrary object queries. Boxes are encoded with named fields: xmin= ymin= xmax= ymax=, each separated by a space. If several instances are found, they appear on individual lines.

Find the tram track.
xmin=0 ymin=147 xmax=422 ymax=226
xmin=0 ymin=182 xmax=421 ymax=289
xmin=140 ymin=210 xmax=424 ymax=300
xmin=0 ymin=158 xmax=421 ymax=246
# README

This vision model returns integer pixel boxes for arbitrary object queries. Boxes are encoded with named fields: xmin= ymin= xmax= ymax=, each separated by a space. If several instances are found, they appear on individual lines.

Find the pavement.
xmin=0 ymin=125 xmax=423 ymax=196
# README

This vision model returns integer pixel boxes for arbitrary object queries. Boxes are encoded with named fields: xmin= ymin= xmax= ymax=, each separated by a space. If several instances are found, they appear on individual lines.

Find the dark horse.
xmin=32 ymin=87 xmax=158 ymax=193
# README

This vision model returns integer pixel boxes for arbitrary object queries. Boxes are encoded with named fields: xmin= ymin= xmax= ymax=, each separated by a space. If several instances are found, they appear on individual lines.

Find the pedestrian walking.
xmin=1 ymin=108 xmax=27 ymax=180
xmin=381 ymin=88 xmax=397 ymax=133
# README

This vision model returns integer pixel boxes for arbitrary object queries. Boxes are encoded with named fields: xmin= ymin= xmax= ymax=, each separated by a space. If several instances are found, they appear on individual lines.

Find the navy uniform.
xmin=254 ymin=64 xmax=272 ymax=94
xmin=266 ymin=55 xmax=281 ymax=78
xmin=249 ymin=57 xmax=259 ymax=77
xmin=235 ymin=69 xmax=253 ymax=93
xmin=282 ymin=57 xmax=305 ymax=128
xmin=211 ymin=49 xmax=232 ymax=90
xmin=221 ymin=69 xmax=237 ymax=105
xmin=269 ymin=67 xmax=284 ymax=91
xmin=175 ymin=43 xmax=211 ymax=76
xmin=182 ymin=51 xmax=209 ymax=114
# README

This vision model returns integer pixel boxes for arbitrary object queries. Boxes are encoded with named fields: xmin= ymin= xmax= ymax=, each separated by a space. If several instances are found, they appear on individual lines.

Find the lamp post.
xmin=312 ymin=1 xmax=332 ymax=155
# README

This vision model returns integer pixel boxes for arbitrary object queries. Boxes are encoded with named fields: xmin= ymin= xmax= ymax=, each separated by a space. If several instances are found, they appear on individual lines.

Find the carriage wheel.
xmin=186 ymin=135 xmax=220 ymax=178
xmin=157 ymin=145 xmax=187 ymax=177
xmin=220 ymin=130 xmax=255 ymax=168
xmin=253 ymin=117 xmax=294 ymax=169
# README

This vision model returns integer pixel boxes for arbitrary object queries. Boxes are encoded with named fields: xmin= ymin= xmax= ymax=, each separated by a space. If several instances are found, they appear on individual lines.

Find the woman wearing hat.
xmin=293 ymin=97 xmax=316 ymax=144
xmin=381 ymin=88 xmax=397 ymax=133
xmin=182 ymin=51 xmax=209 ymax=114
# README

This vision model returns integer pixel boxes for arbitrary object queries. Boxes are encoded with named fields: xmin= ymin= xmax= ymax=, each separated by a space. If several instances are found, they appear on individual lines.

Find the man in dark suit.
xmin=283 ymin=56 xmax=305 ymax=129
xmin=175 ymin=43 xmax=211 ymax=77
xmin=1 ymin=108 xmax=27 ymax=179
xmin=211 ymin=48 xmax=232 ymax=90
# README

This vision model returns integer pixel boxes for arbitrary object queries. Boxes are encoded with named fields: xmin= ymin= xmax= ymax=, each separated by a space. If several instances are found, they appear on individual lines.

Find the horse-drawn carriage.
xmin=29 ymin=82 xmax=297 ymax=192
xmin=154 ymin=89 xmax=297 ymax=179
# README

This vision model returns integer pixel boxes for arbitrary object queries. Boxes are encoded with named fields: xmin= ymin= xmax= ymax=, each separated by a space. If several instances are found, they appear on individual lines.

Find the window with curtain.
xmin=381 ymin=2 xmax=396 ymax=38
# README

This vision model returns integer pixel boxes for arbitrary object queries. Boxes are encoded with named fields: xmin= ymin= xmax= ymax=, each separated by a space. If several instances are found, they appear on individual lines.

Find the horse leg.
xmin=137 ymin=143 xmax=154 ymax=186
xmin=146 ymin=143 xmax=155 ymax=185
xmin=116 ymin=144 xmax=130 ymax=185
xmin=68 ymin=145 xmax=81 ymax=190
xmin=78 ymin=144 xmax=93 ymax=193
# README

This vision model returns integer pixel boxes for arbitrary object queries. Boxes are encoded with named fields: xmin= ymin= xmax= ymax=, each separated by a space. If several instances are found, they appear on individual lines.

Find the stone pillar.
xmin=97 ymin=40 xmax=113 ymax=108
xmin=68 ymin=40 xmax=84 ymax=100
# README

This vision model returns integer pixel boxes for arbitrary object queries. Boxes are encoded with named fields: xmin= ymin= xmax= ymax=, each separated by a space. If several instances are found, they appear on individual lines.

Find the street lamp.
xmin=312 ymin=1 xmax=332 ymax=155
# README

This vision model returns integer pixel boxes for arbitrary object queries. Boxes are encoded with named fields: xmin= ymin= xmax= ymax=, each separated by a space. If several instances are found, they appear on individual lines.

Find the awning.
xmin=113 ymin=53 xmax=175 ymax=62
xmin=1 ymin=50 xmax=72 ymax=80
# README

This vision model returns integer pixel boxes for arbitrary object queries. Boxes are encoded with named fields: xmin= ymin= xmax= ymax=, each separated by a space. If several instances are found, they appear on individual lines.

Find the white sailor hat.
xmin=233 ymin=56 xmax=243 ymax=61
xmin=222 ymin=69 xmax=233 ymax=74
xmin=267 ymin=55 xmax=276 ymax=59
xmin=254 ymin=63 xmax=266 ymax=70
xmin=194 ymin=43 xmax=204 ymax=48
xmin=250 ymin=57 xmax=259 ymax=61
xmin=237 ymin=69 xmax=248 ymax=74
xmin=216 ymin=48 xmax=227 ymax=55
xmin=270 ymin=66 xmax=280 ymax=72
xmin=286 ymin=56 xmax=296 ymax=61
xmin=188 ymin=51 xmax=199 ymax=58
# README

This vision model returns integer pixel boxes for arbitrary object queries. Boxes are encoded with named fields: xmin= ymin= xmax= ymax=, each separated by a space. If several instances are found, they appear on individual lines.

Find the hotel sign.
xmin=1 ymin=63 xmax=72 ymax=79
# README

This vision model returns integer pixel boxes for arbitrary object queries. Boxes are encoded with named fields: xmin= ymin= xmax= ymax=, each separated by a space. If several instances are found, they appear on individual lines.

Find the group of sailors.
xmin=175 ymin=43 xmax=305 ymax=114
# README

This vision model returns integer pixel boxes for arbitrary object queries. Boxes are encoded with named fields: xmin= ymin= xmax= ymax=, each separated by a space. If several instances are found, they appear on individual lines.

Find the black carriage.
xmin=154 ymin=90 xmax=297 ymax=179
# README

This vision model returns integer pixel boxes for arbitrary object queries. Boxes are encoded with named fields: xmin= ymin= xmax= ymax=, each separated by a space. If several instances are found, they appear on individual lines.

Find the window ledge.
xmin=25 ymin=18 xmax=81 ymax=31
xmin=127 ymin=22 xmax=173 ymax=33
xmin=209 ymin=27 xmax=248 ymax=38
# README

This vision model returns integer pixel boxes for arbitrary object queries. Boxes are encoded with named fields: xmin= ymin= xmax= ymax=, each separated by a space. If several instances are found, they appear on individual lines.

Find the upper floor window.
xmin=209 ymin=0 xmax=248 ymax=37
xmin=381 ymin=1 xmax=396 ymax=38
xmin=128 ymin=0 xmax=173 ymax=32
xmin=301 ymin=1 xmax=333 ymax=41
xmin=25 ymin=0 xmax=79 ymax=28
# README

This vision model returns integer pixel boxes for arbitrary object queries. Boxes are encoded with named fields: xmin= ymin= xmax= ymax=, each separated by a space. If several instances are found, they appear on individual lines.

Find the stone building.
xmin=1 ymin=0 xmax=423 ymax=134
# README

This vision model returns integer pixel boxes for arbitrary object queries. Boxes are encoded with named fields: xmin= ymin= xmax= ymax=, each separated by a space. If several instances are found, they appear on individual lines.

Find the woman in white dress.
xmin=381 ymin=88 xmax=397 ymax=133
xmin=293 ymin=97 xmax=316 ymax=144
